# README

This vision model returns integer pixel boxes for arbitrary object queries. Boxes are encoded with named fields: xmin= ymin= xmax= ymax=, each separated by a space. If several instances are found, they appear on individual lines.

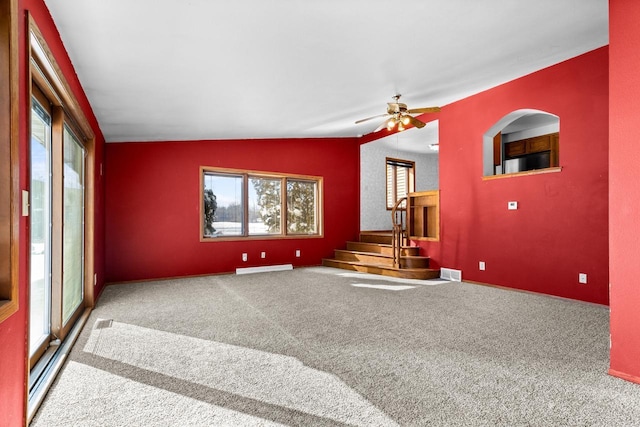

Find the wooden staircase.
xmin=322 ymin=231 xmax=440 ymax=280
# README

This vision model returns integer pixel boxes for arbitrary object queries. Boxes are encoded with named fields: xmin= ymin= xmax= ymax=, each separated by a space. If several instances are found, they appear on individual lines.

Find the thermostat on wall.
xmin=508 ymin=201 xmax=518 ymax=210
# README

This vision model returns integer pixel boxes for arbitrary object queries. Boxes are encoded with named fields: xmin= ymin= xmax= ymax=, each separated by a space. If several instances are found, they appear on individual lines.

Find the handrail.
xmin=390 ymin=196 xmax=408 ymax=269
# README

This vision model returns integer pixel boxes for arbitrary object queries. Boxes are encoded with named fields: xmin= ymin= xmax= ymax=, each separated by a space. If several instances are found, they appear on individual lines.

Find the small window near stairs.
xmin=386 ymin=158 xmax=415 ymax=209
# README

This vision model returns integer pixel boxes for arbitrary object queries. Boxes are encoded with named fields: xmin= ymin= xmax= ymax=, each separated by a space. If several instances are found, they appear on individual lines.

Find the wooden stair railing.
xmin=391 ymin=196 xmax=408 ymax=269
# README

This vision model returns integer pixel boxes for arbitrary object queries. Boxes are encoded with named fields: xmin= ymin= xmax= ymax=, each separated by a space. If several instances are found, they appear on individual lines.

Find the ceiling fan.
xmin=355 ymin=94 xmax=440 ymax=132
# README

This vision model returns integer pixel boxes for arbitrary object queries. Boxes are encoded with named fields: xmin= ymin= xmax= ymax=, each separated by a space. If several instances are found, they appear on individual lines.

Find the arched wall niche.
xmin=483 ymin=109 xmax=559 ymax=176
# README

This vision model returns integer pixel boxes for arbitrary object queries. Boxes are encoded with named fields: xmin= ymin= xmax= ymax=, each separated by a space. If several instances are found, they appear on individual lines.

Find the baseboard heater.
xmin=440 ymin=267 xmax=462 ymax=282
xmin=236 ymin=264 xmax=293 ymax=275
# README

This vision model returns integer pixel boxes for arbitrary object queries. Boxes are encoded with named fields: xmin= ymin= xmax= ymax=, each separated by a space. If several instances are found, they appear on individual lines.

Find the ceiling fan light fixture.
xmin=386 ymin=118 xmax=396 ymax=130
xmin=355 ymin=94 xmax=440 ymax=133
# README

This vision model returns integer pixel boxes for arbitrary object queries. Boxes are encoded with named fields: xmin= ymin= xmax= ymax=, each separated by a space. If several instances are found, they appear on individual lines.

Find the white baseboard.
xmin=236 ymin=264 xmax=294 ymax=275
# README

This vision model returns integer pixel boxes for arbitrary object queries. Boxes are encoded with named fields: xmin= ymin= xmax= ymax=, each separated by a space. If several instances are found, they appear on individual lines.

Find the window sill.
xmin=200 ymin=233 xmax=324 ymax=243
xmin=482 ymin=166 xmax=562 ymax=181
xmin=0 ymin=299 xmax=18 ymax=324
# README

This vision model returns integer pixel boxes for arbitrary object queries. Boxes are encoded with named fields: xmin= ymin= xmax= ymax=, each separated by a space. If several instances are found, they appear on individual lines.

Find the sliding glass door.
xmin=29 ymin=84 xmax=87 ymax=368
xmin=62 ymin=125 xmax=85 ymax=323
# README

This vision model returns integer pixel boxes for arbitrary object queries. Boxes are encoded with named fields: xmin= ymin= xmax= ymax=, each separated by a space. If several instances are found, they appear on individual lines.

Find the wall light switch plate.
xmin=579 ymin=273 xmax=587 ymax=284
xmin=508 ymin=201 xmax=518 ymax=210
xmin=261 ymin=252 xmax=266 ymax=259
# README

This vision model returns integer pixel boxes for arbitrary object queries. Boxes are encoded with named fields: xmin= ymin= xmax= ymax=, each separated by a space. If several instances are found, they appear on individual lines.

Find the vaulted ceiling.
xmin=43 ymin=0 xmax=608 ymax=150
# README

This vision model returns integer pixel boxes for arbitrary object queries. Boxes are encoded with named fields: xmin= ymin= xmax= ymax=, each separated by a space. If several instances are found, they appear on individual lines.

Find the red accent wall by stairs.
xmin=414 ymin=46 xmax=609 ymax=305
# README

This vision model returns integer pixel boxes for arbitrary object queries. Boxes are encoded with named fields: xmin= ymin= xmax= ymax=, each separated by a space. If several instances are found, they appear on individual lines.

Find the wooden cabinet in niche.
xmin=503 ymin=132 xmax=559 ymax=172
xmin=504 ymin=133 xmax=558 ymax=162
xmin=505 ymin=140 xmax=526 ymax=158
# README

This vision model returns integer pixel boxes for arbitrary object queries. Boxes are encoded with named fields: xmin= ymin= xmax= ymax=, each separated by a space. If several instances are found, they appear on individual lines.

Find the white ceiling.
xmin=373 ymin=120 xmax=440 ymax=155
xmin=501 ymin=113 xmax=559 ymax=135
xmin=43 ymin=0 xmax=608 ymax=150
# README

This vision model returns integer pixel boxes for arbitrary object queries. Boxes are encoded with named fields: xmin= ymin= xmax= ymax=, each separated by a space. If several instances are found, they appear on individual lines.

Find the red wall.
xmin=104 ymin=138 xmax=360 ymax=283
xmin=0 ymin=1 xmax=105 ymax=425
xmin=413 ymin=47 xmax=609 ymax=305
xmin=609 ymin=0 xmax=640 ymax=384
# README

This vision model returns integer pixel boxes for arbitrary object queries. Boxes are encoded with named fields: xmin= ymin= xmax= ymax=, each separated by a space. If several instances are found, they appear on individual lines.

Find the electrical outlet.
xmin=261 ymin=252 xmax=266 ymax=259
xmin=479 ymin=261 xmax=486 ymax=271
xmin=295 ymin=249 xmax=301 ymax=257
xmin=508 ymin=201 xmax=518 ymax=210
xmin=579 ymin=273 xmax=587 ymax=284
xmin=242 ymin=253 xmax=248 ymax=262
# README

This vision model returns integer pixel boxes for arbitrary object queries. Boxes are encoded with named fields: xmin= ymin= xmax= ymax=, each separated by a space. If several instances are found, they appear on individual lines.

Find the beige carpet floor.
xmin=31 ymin=267 xmax=640 ymax=426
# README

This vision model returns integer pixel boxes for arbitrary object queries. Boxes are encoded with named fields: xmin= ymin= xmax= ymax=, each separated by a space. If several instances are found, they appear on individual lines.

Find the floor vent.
xmin=441 ymin=268 xmax=462 ymax=282
xmin=94 ymin=318 xmax=113 ymax=329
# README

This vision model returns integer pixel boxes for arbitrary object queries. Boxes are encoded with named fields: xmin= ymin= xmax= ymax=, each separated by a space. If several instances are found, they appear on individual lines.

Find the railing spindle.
xmin=390 ymin=196 xmax=408 ymax=269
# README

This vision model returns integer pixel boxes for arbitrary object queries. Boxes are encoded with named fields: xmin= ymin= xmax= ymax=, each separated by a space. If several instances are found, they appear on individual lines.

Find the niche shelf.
xmin=407 ymin=190 xmax=439 ymax=241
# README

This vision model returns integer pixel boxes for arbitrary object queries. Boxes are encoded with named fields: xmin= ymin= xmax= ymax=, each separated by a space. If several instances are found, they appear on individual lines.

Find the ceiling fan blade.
xmin=407 ymin=116 xmax=426 ymax=128
xmin=374 ymin=118 xmax=392 ymax=132
xmin=406 ymin=106 xmax=441 ymax=114
xmin=355 ymin=113 xmax=389 ymax=124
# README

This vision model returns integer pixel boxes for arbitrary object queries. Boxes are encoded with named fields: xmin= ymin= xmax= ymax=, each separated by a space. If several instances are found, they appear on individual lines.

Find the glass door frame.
xmin=29 ymin=84 xmax=88 ymax=369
